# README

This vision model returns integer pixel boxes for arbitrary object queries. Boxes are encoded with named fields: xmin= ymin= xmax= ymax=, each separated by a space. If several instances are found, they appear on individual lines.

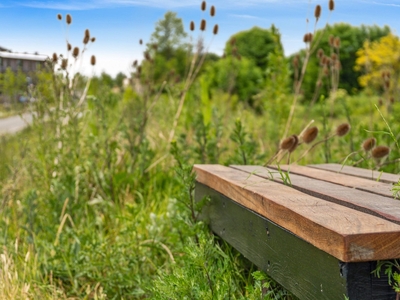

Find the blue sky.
xmin=1 ymin=0 xmax=400 ymax=77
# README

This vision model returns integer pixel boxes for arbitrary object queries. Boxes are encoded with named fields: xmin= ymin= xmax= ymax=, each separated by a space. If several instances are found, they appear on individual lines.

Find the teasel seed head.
xmin=385 ymin=81 xmax=390 ymax=89
xmin=90 ymin=55 xmax=96 ymax=66
xmin=200 ymin=19 xmax=206 ymax=31
xmin=336 ymin=123 xmax=351 ymax=137
xmin=317 ymin=48 xmax=324 ymax=59
xmin=67 ymin=43 xmax=72 ymax=51
xmin=72 ymin=46 xmax=79 ymax=58
xmin=52 ymin=53 xmax=58 ymax=63
xmin=288 ymin=135 xmax=299 ymax=153
xmin=372 ymin=146 xmax=390 ymax=159
xmin=210 ymin=5 xmax=216 ymax=16
xmin=85 ymin=29 xmax=90 ymax=38
xmin=144 ymin=51 xmax=151 ymax=61
xmin=201 ymin=1 xmax=206 ymax=11
xmin=66 ymin=14 xmax=72 ymax=25
xmin=190 ymin=21 xmax=195 ymax=31
xmin=83 ymin=35 xmax=90 ymax=45
xmin=331 ymin=53 xmax=337 ymax=61
xmin=133 ymin=60 xmax=138 ymax=67
xmin=61 ymin=58 xmax=68 ymax=70
xmin=213 ymin=24 xmax=219 ymax=35
xmin=329 ymin=0 xmax=335 ymax=11
xmin=57 ymin=14 xmax=62 ymax=20
xmin=293 ymin=55 xmax=299 ymax=68
xmin=139 ymin=39 xmax=143 ymax=45
xmin=302 ymin=126 xmax=319 ymax=144
xmin=334 ymin=37 xmax=340 ymax=48
xmin=91 ymin=37 xmax=96 ymax=43
xmin=390 ymin=96 xmax=395 ymax=104
xmin=362 ymin=137 xmax=376 ymax=152
xmin=329 ymin=35 xmax=334 ymax=46
xmin=314 ymin=5 xmax=321 ymax=20
xmin=280 ymin=135 xmax=297 ymax=151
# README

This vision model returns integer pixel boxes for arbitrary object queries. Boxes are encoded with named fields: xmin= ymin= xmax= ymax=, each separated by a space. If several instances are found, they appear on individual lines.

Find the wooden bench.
xmin=194 ymin=163 xmax=400 ymax=300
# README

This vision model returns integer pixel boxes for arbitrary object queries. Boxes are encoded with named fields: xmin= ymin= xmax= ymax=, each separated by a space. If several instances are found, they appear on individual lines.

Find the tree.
xmin=296 ymin=23 xmax=390 ymax=99
xmin=224 ymin=26 xmax=283 ymax=71
xmin=355 ymin=33 xmax=400 ymax=95
xmin=148 ymin=11 xmax=188 ymax=59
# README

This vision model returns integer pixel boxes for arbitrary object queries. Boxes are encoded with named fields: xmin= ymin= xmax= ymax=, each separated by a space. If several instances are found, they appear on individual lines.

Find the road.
xmin=0 ymin=113 xmax=33 ymax=136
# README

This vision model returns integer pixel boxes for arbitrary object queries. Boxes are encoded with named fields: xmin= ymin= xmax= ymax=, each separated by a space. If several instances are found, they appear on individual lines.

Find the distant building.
xmin=0 ymin=46 xmax=48 ymax=73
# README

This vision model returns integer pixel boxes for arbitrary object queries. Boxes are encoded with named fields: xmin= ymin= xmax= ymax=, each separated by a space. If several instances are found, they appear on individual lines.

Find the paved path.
xmin=0 ymin=113 xmax=33 ymax=136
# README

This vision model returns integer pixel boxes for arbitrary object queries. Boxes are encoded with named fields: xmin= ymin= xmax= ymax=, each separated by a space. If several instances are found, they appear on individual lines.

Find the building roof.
xmin=0 ymin=46 xmax=11 ymax=52
xmin=0 ymin=51 xmax=48 ymax=61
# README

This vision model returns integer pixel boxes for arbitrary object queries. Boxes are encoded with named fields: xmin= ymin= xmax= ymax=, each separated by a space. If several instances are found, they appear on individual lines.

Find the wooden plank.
xmin=195 ymin=183 xmax=396 ymax=300
xmin=309 ymin=163 xmax=400 ymax=184
xmin=231 ymin=165 xmax=400 ymax=225
xmin=269 ymin=164 xmax=393 ymax=199
xmin=194 ymin=164 xmax=400 ymax=262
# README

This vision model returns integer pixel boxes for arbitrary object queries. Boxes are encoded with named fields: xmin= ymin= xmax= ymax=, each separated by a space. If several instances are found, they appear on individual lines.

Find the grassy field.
xmin=2 ymin=4 xmax=400 ymax=299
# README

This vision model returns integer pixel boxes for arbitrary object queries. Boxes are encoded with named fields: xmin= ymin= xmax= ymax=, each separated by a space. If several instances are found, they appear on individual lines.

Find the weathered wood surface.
xmin=232 ymin=165 xmax=400 ymax=225
xmin=196 ymin=183 xmax=395 ymax=300
xmin=194 ymin=164 xmax=400 ymax=262
xmin=269 ymin=164 xmax=393 ymax=198
xmin=309 ymin=163 xmax=400 ymax=184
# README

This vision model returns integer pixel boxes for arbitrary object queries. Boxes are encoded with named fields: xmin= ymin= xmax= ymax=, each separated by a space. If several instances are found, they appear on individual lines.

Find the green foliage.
xmin=0 ymin=68 xmax=28 ymax=103
xmin=298 ymin=23 xmax=390 ymax=98
xmin=204 ymin=56 xmax=264 ymax=106
xmin=148 ymin=11 xmax=188 ymax=57
xmin=225 ymin=25 xmax=283 ymax=71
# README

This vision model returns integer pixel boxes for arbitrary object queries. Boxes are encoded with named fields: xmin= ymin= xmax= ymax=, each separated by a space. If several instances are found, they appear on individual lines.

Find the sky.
xmin=1 ymin=0 xmax=400 ymax=77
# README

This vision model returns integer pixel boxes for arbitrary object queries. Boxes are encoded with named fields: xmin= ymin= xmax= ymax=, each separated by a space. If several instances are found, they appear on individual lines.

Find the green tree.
xmin=114 ymin=72 xmax=127 ymax=89
xmin=224 ymin=25 xmax=283 ymax=71
xmin=296 ymin=23 xmax=390 ymax=99
xmin=148 ymin=11 xmax=188 ymax=59
xmin=0 ymin=68 xmax=27 ymax=104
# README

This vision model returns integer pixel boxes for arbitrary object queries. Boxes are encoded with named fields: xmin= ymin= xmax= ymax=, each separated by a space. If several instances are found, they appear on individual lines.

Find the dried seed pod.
xmin=334 ymin=37 xmax=341 ymax=48
xmin=90 ymin=55 xmax=96 ymax=66
xmin=329 ymin=35 xmax=334 ymax=46
xmin=317 ymin=48 xmax=324 ymax=59
xmin=67 ymin=43 xmax=72 ymax=51
xmin=83 ymin=35 xmax=90 ymax=45
xmin=362 ymin=138 xmax=376 ymax=152
xmin=85 ymin=29 xmax=90 ymax=38
xmin=91 ymin=37 xmax=96 ymax=43
xmin=336 ymin=123 xmax=351 ymax=137
xmin=66 ymin=14 xmax=72 ymax=25
xmin=52 ymin=53 xmax=58 ymax=63
xmin=57 ymin=14 xmax=62 ymax=20
xmin=293 ymin=55 xmax=299 ymax=68
xmin=139 ymin=39 xmax=143 ymax=45
xmin=200 ymin=19 xmax=206 ymax=31
xmin=144 ymin=51 xmax=151 ymax=61
xmin=331 ymin=53 xmax=337 ymax=61
xmin=288 ymin=135 xmax=299 ymax=153
xmin=210 ymin=5 xmax=215 ymax=16
xmin=280 ymin=135 xmax=297 ymax=150
xmin=213 ymin=24 xmax=219 ymax=35
xmin=302 ymin=126 xmax=319 ymax=144
xmin=372 ymin=146 xmax=390 ymax=159
xmin=61 ymin=58 xmax=68 ymax=70
xmin=201 ymin=1 xmax=206 ymax=11
xmin=190 ymin=21 xmax=195 ymax=31
xmin=72 ymin=46 xmax=79 ymax=58
xmin=314 ymin=5 xmax=321 ymax=19
xmin=329 ymin=0 xmax=335 ymax=11
xmin=133 ymin=60 xmax=138 ymax=67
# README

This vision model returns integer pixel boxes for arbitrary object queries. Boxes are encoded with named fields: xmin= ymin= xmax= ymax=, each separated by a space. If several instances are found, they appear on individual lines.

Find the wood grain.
xmin=309 ymin=163 xmax=400 ymax=184
xmin=194 ymin=164 xmax=400 ymax=262
xmin=231 ymin=165 xmax=400 ymax=225
xmin=269 ymin=164 xmax=393 ymax=198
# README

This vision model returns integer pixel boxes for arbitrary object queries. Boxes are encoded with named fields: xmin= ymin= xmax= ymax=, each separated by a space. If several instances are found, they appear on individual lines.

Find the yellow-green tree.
xmin=355 ymin=33 xmax=400 ymax=94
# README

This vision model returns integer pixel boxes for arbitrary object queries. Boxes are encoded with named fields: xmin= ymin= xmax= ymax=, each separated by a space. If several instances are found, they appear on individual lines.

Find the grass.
xmin=2 ymin=2 xmax=400 ymax=299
